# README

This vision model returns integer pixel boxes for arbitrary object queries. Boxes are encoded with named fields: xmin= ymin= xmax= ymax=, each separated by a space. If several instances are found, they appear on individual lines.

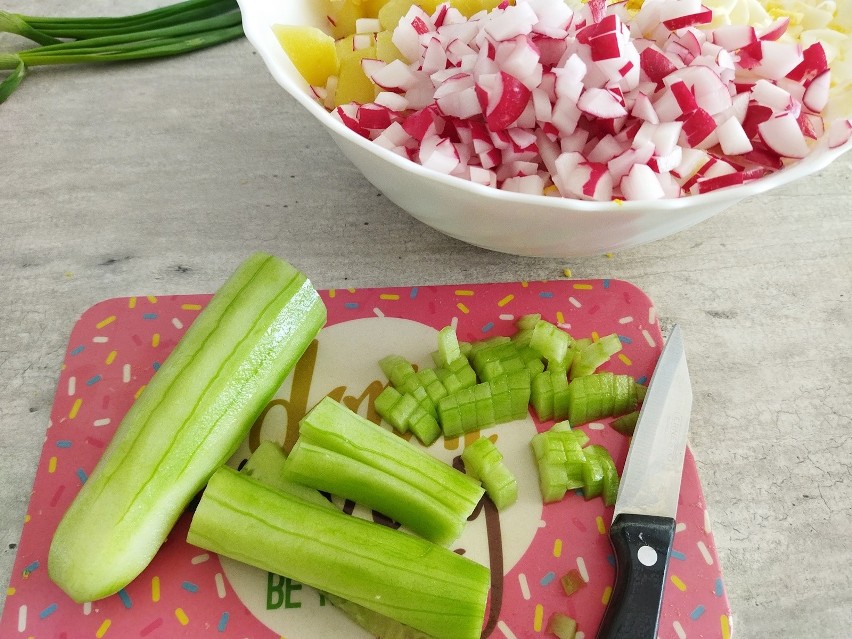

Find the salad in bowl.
xmin=239 ymin=0 xmax=851 ymax=256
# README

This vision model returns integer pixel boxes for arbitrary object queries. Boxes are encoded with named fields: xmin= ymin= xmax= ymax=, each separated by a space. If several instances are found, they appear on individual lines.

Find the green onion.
xmin=0 ymin=0 xmax=243 ymax=104
xmin=0 ymin=54 xmax=24 ymax=103
xmin=14 ymin=0 xmax=239 ymax=40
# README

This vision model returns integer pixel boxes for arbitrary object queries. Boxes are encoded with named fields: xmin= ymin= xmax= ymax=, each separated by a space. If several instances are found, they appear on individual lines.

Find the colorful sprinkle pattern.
xmin=0 ymin=282 xmax=731 ymax=638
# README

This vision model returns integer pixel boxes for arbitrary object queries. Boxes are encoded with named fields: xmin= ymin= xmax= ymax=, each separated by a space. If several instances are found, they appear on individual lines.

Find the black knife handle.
xmin=596 ymin=513 xmax=676 ymax=639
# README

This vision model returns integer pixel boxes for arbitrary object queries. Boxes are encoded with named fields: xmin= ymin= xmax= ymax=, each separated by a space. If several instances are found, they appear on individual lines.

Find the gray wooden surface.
xmin=1 ymin=4 xmax=850 ymax=637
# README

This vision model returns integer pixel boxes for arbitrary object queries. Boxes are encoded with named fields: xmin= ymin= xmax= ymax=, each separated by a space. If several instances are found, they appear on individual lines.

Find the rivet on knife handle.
xmin=596 ymin=513 xmax=676 ymax=639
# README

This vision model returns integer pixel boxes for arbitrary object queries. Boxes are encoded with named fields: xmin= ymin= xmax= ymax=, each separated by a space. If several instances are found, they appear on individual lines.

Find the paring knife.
xmin=596 ymin=324 xmax=693 ymax=639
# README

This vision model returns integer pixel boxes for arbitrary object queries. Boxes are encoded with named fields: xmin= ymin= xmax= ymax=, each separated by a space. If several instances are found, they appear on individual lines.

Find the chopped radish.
xmin=786 ymin=43 xmax=828 ymax=83
xmin=640 ymin=46 xmax=679 ymax=84
xmin=374 ymin=91 xmax=410 ymax=111
xmin=757 ymin=17 xmax=789 ymax=42
xmin=664 ymin=65 xmax=731 ymax=114
xmin=621 ymin=163 xmax=665 ymax=199
xmin=694 ymin=172 xmax=745 ymax=194
xmin=631 ymin=91 xmax=659 ymax=123
xmin=419 ymin=135 xmax=460 ymax=173
xmin=478 ymin=71 xmax=532 ymax=131
xmin=402 ymin=106 xmax=439 ymax=141
xmin=750 ymin=79 xmax=795 ymax=113
xmin=586 ymin=134 xmax=626 ymax=163
xmin=758 ymin=112 xmax=810 ymax=159
xmin=659 ymin=1 xmax=712 ymax=31
xmin=335 ymin=105 xmax=369 ymax=138
xmin=468 ymin=165 xmax=498 ymax=187
xmin=357 ymin=104 xmax=397 ymax=129
xmin=577 ymin=87 xmax=629 ymax=119
xmin=751 ymin=41 xmax=805 ymax=80
xmin=716 ymin=116 xmax=752 ymax=156
xmin=802 ymin=70 xmax=830 ymax=113
xmin=392 ymin=6 xmax=434 ymax=62
xmin=484 ymin=2 xmax=539 ymax=41
xmin=375 ymin=121 xmax=411 ymax=147
xmin=608 ymin=142 xmax=654 ymax=181
xmin=366 ymin=58 xmax=421 ymax=91
xmin=827 ymin=119 xmax=852 ymax=149
xmin=711 ymin=24 xmax=756 ymax=51
xmin=524 ymin=0 xmax=574 ymax=38
xmin=739 ymin=142 xmax=783 ymax=170
xmin=680 ymin=108 xmax=716 ymax=147
xmin=495 ymin=36 xmax=543 ymax=89
xmin=502 ymin=174 xmax=546 ymax=194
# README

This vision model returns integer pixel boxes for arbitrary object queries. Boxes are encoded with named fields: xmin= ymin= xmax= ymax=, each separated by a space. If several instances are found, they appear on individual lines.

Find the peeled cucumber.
xmin=188 ymin=467 xmax=490 ymax=639
xmin=48 ymin=252 xmax=327 ymax=603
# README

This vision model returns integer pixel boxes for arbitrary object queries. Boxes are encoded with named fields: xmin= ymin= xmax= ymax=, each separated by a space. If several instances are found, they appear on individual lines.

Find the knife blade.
xmin=596 ymin=324 xmax=693 ymax=639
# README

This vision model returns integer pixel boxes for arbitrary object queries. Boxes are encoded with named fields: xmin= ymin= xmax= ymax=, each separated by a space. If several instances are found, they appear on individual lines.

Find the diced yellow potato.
xmin=378 ymin=0 xmax=414 ymax=30
xmin=478 ymin=0 xmax=504 ymax=12
xmin=272 ymin=24 xmax=339 ymax=87
xmin=334 ymin=45 xmax=378 ymax=106
xmin=327 ymin=0 xmax=366 ymax=39
xmin=417 ymin=0 xmax=445 ymax=13
xmin=362 ymin=0 xmax=392 ymax=18
xmin=376 ymin=29 xmax=406 ymax=63
xmin=449 ymin=0 xmax=486 ymax=18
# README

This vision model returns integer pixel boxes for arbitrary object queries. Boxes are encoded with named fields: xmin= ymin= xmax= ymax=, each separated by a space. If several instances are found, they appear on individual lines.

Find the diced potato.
xmin=272 ymin=24 xmax=339 ymax=87
xmin=376 ymin=29 xmax=406 ymax=63
xmin=478 ymin=0 xmax=504 ymax=11
xmin=362 ymin=0 xmax=393 ymax=18
xmin=378 ymin=0 xmax=414 ymax=30
xmin=449 ymin=0 xmax=486 ymax=18
xmin=334 ymin=45 xmax=378 ymax=106
xmin=327 ymin=0 xmax=366 ymax=39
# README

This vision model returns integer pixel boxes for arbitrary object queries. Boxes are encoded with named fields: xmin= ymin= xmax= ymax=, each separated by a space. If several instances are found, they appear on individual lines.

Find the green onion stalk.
xmin=0 ymin=0 xmax=244 ymax=104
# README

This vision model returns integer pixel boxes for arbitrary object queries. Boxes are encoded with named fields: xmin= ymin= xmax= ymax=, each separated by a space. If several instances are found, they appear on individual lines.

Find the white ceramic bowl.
xmin=237 ymin=0 xmax=851 ymax=257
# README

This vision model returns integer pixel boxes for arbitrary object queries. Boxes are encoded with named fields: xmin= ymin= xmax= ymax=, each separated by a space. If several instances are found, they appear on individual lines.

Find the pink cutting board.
xmin=1 ymin=280 xmax=731 ymax=639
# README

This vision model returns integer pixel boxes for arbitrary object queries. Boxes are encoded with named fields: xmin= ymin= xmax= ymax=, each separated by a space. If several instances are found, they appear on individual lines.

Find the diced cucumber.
xmin=546 ymin=612 xmax=579 ymax=639
xmin=515 ymin=313 xmax=542 ymax=330
xmin=48 ymin=252 xmax=326 ymax=603
xmin=581 ymin=444 xmax=619 ymax=506
xmin=531 ymin=423 xmax=618 ymax=505
xmin=568 ymin=333 xmax=623 ymax=379
xmin=439 ymin=370 xmax=530 ymax=438
xmin=560 ymin=568 xmax=586 ymax=597
xmin=566 ymin=372 xmax=641 ymax=425
xmin=291 ymin=397 xmax=483 ymax=545
xmin=187 ymin=467 xmax=490 ymax=639
xmin=531 ymin=369 xmax=571 ymax=422
xmin=435 ymin=325 xmax=463 ymax=367
xmin=610 ymin=410 xmax=639 ymax=435
xmin=461 ymin=437 xmax=518 ymax=511
xmin=581 ymin=454 xmax=605 ymax=500
xmin=529 ymin=319 xmax=573 ymax=368
xmin=380 ymin=354 xmax=417 ymax=388
xmin=435 ymin=355 xmax=477 ymax=392
xmin=409 ymin=409 xmax=442 ymax=446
